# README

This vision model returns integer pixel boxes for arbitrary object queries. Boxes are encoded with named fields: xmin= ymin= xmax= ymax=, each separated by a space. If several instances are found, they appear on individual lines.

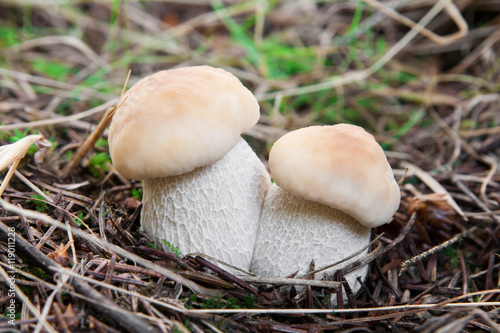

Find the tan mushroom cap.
xmin=269 ymin=124 xmax=401 ymax=228
xmin=108 ymin=66 xmax=260 ymax=180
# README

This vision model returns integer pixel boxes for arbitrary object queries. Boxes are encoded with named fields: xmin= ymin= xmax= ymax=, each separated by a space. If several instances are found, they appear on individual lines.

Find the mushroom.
xmin=251 ymin=124 xmax=400 ymax=297
xmin=109 ymin=66 xmax=271 ymax=271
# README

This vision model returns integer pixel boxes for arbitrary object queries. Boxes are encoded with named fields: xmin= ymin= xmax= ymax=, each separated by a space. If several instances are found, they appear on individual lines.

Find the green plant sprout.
xmin=27 ymin=191 xmax=50 ymax=213
xmin=73 ymin=212 xmax=86 ymax=227
xmin=241 ymin=294 xmax=260 ymax=309
xmin=0 ymin=27 xmax=20 ymax=48
xmin=381 ymin=109 xmax=426 ymax=149
xmin=131 ymin=188 xmax=143 ymax=200
xmin=88 ymin=152 xmax=112 ymax=178
xmin=0 ymin=129 xmax=38 ymax=155
xmin=184 ymin=293 xmax=260 ymax=310
xmin=95 ymin=137 xmax=109 ymax=149
xmin=145 ymin=242 xmax=159 ymax=250
xmin=162 ymin=240 xmax=183 ymax=257
xmin=32 ymin=58 xmax=76 ymax=81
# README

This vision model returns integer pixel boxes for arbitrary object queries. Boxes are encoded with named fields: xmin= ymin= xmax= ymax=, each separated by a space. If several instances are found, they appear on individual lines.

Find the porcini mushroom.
xmin=109 ymin=66 xmax=271 ymax=271
xmin=251 ymin=124 xmax=400 ymax=297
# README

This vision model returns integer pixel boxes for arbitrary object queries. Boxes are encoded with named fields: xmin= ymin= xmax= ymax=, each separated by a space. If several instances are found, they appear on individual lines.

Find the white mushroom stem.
xmin=251 ymin=184 xmax=371 ymax=295
xmin=141 ymin=138 xmax=270 ymax=272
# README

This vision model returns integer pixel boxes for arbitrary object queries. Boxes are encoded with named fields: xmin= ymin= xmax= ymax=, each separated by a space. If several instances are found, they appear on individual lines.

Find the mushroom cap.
xmin=268 ymin=124 xmax=400 ymax=228
xmin=108 ymin=66 xmax=260 ymax=180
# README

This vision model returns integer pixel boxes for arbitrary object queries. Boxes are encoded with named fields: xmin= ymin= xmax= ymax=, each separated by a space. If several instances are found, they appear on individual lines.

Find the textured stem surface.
xmin=142 ymin=138 xmax=270 ymax=272
xmin=251 ymin=184 xmax=371 ymax=295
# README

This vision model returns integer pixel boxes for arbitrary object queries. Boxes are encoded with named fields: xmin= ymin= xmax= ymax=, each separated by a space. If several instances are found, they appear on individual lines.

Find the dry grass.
xmin=0 ymin=0 xmax=500 ymax=332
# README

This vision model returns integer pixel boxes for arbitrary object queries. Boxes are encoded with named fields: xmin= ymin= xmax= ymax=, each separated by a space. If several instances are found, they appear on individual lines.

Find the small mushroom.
xmin=251 ymin=124 xmax=400 ymax=297
xmin=109 ymin=66 xmax=271 ymax=271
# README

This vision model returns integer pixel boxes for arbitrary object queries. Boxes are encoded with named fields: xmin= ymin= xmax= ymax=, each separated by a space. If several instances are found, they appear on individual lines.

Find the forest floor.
xmin=0 ymin=1 xmax=499 ymax=332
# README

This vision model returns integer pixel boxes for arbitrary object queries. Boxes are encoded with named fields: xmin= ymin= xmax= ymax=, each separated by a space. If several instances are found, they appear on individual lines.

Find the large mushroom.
xmin=109 ymin=66 xmax=271 ymax=271
xmin=251 ymin=124 xmax=400 ymax=297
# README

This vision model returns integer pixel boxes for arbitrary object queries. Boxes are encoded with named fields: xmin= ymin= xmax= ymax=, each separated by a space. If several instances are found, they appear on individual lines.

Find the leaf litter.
xmin=0 ymin=1 xmax=499 ymax=332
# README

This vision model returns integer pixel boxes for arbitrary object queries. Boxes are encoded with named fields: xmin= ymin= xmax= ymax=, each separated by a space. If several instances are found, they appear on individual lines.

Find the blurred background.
xmin=1 ymin=0 xmax=498 ymax=170
xmin=1 ymin=1 xmax=500 ymax=331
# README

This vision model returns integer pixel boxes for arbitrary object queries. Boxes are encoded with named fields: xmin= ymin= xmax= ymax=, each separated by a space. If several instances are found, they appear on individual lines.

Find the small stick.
xmin=0 ymin=261 xmax=185 ymax=317
xmin=36 ymin=229 xmax=59 ymax=253
xmin=238 ymin=276 xmax=340 ymax=289
xmin=0 ymin=99 xmax=118 ymax=132
xmin=381 ymin=213 xmax=416 ymax=255
xmin=335 ymin=271 xmax=344 ymax=311
xmin=0 ymin=199 xmax=219 ymax=296
xmin=363 ymin=0 xmax=467 ymax=45
xmin=0 ymin=221 xmax=155 ymax=333
xmin=36 ymin=202 xmax=74 ymax=250
xmin=0 ymin=264 xmax=58 ymax=333
xmin=0 ymin=160 xmax=20 ymax=196
xmin=486 ymin=252 xmax=496 ymax=291
xmin=306 ymin=285 xmax=313 ymax=309
xmin=14 ymin=170 xmax=54 ymax=203
xmin=458 ymin=250 xmax=468 ymax=296
xmin=51 ymin=303 xmax=70 ymax=333
xmin=398 ymin=167 xmax=409 ymax=186
xmin=407 ymin=235 xmax=428 ymax=281
xmin=477 ymin=156 xmax=498 ymax=216
xmin=399 ymin=226 xmax=478 ymax=276
xmin=452 ymin=170 xmax=499 ymax=223
xmin=302 ymin=234 xmax=384 ymax=278
xmin=88 ymin=259 xmax=163 ymax=278
xmin=60 ymin=70 xmax=131 ymax=180
xmin=308 ymin=259 xmax=315 ymax=280
xmin=138 ymin=245 xmax=197 ymax=272
xmin=190 ymin=252 xmax=256 ymax=276
xmin=357 ymin=277 xmax=379 ymax=307
xmin=0 ymin=316 xmax=56 ymax=330
xmin=59 ymin=105 xmax=116 ymax=180
xmin=194 ymin=256 xmax=258 ymax=296
xmin=98 ymin=200 xmax=108 ymax=243
xmin=18 ymin=204 xmax=35 ymax=244
xmin=34 ymin=262 xmax=75 ymax=333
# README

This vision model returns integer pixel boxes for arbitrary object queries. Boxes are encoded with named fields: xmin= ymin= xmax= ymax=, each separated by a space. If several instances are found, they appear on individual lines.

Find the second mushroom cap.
xmin=269 ymin=124 xmax=401 ymax=228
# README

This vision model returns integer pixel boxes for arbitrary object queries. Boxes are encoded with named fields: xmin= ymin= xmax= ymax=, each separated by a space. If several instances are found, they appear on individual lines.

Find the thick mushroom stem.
xmin=141 ymin=138 xmax=270 ymax=272
xmin=251 ymin=184 xmax=371 ymax=295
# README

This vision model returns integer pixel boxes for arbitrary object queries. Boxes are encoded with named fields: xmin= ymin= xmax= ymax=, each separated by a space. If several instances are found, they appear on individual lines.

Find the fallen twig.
xmin=237 ymin=275 xmax=340 ymax=289
xmin=194 ymin=256 xmax=258 ymax=296
xmin=0 ymin=199 xmax=219 ymax=296
xmin=60 ymin=71 xmax=130 ymax=180
xmin=398 ymin=226 xmax=479 ymax=276
xmin=0 ymin=221 xmax=155 ymax=333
